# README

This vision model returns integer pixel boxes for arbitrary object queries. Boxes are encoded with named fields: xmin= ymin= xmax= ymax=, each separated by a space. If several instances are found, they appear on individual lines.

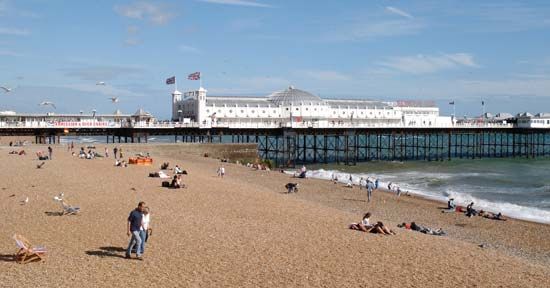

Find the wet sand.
xmin=0 ymin=143 xmax=548 ymax=287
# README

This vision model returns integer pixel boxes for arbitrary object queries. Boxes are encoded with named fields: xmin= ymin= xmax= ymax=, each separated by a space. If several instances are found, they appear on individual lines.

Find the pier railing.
xmin=0 ymin=120 xmax=517 ymax=129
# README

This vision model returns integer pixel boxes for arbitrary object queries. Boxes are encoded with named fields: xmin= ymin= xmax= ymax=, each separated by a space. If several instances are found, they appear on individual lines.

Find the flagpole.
xmin=175 ymin=76 xmax=178 ymax=92
xmin=453 ymin=102 xmax=456 ymax=118
xmin=200 ymin=72 xmax=202 ymax=89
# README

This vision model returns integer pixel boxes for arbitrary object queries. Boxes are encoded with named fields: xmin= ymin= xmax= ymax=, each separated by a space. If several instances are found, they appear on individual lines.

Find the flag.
xmin=166 ymin=76 xmax=175 ymax=85
xmin=188 ymin=72 xmax=201 ymax=80
xmin=449 ymin=101 xmax=455 ymax=105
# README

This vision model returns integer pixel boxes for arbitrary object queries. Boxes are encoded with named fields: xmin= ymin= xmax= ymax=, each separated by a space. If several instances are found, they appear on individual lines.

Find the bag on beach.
xmin=162 ymin=181 xmax=170 ymax=188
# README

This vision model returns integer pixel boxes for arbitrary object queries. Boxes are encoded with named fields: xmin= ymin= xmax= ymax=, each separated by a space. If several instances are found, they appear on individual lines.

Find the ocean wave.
xmin=303 ymin=168 xmax=550 ymax=224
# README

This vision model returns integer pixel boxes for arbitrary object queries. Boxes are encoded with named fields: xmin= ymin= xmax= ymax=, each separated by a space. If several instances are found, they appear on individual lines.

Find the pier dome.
xmin=268 ymin=86 xmax=323 ymax=105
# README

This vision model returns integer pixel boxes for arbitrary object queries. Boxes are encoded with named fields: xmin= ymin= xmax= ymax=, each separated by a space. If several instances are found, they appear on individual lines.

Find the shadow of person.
xmin=44 ymin=211 xmax=63 ymax=216
xmin=85 ymin=246 xmax=127 ymax=259
xmin=0 ymin=253 xmax=16 ymax=262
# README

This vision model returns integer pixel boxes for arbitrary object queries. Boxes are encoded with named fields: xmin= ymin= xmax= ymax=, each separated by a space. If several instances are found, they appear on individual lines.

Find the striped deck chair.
xmin=13 ymin=234 xmax=47 ymax=264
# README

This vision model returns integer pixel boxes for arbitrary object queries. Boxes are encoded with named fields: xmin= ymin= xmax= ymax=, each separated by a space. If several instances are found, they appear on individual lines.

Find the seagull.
xmin=1 ymin=86 xmax=14 ymax=93
xmin=96 ymin=81 xmax=106 ymax=85
xmin=20 ymin=196 xmax=29 ymax=205
xmin=39 ymin=101 xmax=56 ymax=109
xmin=108 ymin=97 xmax=119 ymax=103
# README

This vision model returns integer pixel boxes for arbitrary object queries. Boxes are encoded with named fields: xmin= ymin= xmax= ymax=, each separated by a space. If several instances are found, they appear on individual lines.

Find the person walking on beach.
xmin=48 ymin=146 xmax=53 ymax=160
xmin=105 ymin=147 xmax=109 ymax=158
xmin=113 ymin=146 xmax=118 ymax=160
xmin=126 ymin=201 xmax=145 ymax=260
xmin=359 ymin=177 xmax=365 ymax=190
xmin=375 ymin=178 xmax=379 ymax=190
xmin=217 ymin=166 xmax=225 ymax=178
xmin=367 ymin=180 xmax=374 ymax=202
xmin=119 ymin=147 xmax=123 ymax=159
xmin=139 ymin=207 xmax=151 ymax=256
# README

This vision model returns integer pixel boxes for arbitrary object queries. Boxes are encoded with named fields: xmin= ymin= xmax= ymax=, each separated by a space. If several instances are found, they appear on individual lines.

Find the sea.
xmin=59 ymin=135 xmax=550 ymax=224
xmin=306 ymin=159 xmax=550 ymax=224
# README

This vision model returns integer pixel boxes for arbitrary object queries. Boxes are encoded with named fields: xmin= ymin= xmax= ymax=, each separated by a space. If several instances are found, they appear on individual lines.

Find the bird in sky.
xmin=39 ymin=101 xmax=56 ymax=109
xmin=1 ymin=86 xmax=14 ymax=93
xmin=96 ymin=81 xmax=106 ymax=85
xmin=108 ymin=97 xmax=119 ymax=103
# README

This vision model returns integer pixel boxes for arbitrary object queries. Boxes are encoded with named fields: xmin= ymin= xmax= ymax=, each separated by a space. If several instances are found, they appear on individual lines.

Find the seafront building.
xmin=173 ymin=86 xmax=453 ymax=128
xmin=1 ymin=85 xmax=549 ymax=129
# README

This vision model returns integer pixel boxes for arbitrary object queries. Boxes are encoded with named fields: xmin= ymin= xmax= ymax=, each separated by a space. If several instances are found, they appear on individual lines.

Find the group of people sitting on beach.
xmin=349 ymin=212 xmax=397 ymax=235
xmin=442 ymin=198 xmax=507 ymax=221
xmin=155 ymin=162 xmax=187 ymax=189
xmin=8 ymin=150 xmax=26 ymax=155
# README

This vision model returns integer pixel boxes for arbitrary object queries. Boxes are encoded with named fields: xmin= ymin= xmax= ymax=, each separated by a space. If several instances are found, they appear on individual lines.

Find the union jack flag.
xmin=165 ymin=76 xmax=175 ymax=85
xmin=188 ymin=72 xmax=201 ymax=80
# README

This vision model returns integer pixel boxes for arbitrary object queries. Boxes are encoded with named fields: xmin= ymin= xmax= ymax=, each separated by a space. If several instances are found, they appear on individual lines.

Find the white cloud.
xmin=61 ymin=65 xmax=144 ymax=81
xmin=0 ymin=49 xmax=22 ymax=57
xmin=114 ymin=1 xmax=175 ymax=25
xmin=125 ymin=38 xmax=140 ymax=46
xmin=298 ymin=70 xmax=351 ymax=81
xmin=385 ymin=6 xmax=413 ymax=19
xmin=127 ymin=25 xmax=139 ymax=34
xmin=179 ymin=44 xmax=200 ymax=54
xmin=0 ymin=27 xmax=30 ymax=36
xmin=198 ymin=0 xmax=272 ymax=8
xmin=61 ymin=83 xmax=145 ymax=98
xmin=326 ymin=19 xmax=425 ymax=42
xmin=379 ymin=53 xmax=479 ymax=74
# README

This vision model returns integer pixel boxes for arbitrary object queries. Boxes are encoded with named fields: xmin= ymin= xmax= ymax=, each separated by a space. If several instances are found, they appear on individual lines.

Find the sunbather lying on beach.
xmin=479 ymin=211 xmax=507 ymax=221
xmin=370 ymin=221 xmax=396 ymax=235
xmin=398 ymin=222 xmax=446 ymax=236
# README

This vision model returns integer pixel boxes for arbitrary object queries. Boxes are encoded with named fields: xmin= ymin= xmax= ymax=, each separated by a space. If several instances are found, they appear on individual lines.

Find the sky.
xmin=1 ymin=0 xmax=550 ymax=119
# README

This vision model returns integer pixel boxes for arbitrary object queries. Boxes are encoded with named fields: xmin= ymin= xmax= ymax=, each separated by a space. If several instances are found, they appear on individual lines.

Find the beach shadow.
xmin=44 ymin=211 xmax=63 ymax=216
xmin=343 ymin=198 xmax=367 ymax=203
xmin=0 ymin=253 xmax=16 ymax=262
xmin=455 ymin=223 xmax=468 ymax=227
xmin=85 ymin=246 xmax=127 ymax=259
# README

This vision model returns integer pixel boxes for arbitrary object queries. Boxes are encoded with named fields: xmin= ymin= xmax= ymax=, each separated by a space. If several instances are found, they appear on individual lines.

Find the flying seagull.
xmin=39 ymin=101 xmax=56 ymax=109
xmin=1 ymin=86 xmax=14 ymax=93
xmin=96 ymin=81 xmax=106 ymax=85
xmin=108 ymin=97 xmax=119 ymax=103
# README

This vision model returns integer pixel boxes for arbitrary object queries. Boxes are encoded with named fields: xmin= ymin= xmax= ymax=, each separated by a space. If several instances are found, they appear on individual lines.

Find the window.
xmin=229 ymin=110 xmax=232 ymax=113
xmin=218 ymin=109 xmax=221 ymax=113
xmin=305 ymin=108 xmax=308 ymax=111
xmin=262 ymin=110 xmax=266 ymax=113
xmin=240 ymin=110 xmax=244 ymax=113
xmin=251 ymin=110 xmax=255 ymax=113
xmin=286 ymin=108 xmax=289 ymax=111
xmin=206 ymin=109 xmax=210 ymax=113
xmin=295 ymin=108 xmax=299 ymax=111
xmin=273 ymin=110 xmax=276 ymax=113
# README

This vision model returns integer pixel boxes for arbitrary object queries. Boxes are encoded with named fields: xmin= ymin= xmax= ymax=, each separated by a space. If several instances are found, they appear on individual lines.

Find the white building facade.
xmin=172 ymin=86 xmax=452 ymax=128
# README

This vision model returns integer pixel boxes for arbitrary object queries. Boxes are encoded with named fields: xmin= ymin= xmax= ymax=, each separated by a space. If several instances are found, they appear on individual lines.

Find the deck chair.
xmin=13 ymin=234 xmax=47 ymax=264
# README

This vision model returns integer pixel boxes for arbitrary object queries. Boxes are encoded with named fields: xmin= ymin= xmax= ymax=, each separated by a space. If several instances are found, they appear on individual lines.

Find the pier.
xmin=1 ymin=122 xmax=549 ymax=166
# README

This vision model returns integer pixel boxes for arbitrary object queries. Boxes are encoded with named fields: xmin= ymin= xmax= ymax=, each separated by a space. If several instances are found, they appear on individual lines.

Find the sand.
xmin=0 ymin=143 xmax=549 ymax=287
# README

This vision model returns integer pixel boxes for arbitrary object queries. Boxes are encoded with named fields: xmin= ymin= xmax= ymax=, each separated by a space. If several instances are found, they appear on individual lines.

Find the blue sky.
xmin=1 ymin=0 xmax=550 ymax=119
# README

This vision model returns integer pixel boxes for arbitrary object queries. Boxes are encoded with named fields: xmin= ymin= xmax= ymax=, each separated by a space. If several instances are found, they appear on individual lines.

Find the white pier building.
xmin=172 ymin=86 xmax=453 ymax=128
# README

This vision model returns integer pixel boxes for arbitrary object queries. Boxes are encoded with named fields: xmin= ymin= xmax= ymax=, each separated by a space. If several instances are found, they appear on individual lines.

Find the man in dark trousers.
xmin=126 ymin=201 xmax=145 ymax=260
xmin=48 ymin=146 xmax=53 ymax=160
